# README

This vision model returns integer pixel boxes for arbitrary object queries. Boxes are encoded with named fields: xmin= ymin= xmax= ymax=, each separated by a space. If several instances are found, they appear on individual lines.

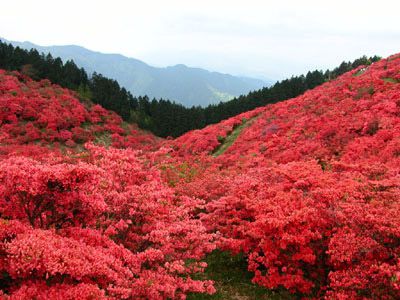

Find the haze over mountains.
xmin=5 ymin=38 xmax=269 ymax=107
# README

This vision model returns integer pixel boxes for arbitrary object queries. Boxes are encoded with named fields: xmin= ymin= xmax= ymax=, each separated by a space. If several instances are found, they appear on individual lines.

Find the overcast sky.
xmin=1 ymin=0 xmax=400 ymax=80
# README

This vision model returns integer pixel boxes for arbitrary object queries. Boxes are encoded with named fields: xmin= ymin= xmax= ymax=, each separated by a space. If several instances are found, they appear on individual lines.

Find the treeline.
xmin=0 ymin=41 xmax=135 ymax=120
xmin=135 ymin=55 xmax=381 ymax=137
xmin=0 ymin=40 xmax=380 ymax=137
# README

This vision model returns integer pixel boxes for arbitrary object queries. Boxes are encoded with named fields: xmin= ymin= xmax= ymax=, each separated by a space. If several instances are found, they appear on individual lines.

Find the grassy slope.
xmin=187 ymin=251 xmax=293 ymax=300
xmin=212 ymin=117 xmax=256 ymax=157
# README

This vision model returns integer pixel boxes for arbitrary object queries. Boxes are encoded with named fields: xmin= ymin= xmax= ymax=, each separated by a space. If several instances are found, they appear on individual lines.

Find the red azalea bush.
xmin=167 ymin=54 xmax=400 ymax=298
xmin=0 ymin=144 xmax=216 ymax=299
xmin=1 ymin=53 xmax=400 ymax=299
xmin=0 ymin=70 xmax=159 ymax=151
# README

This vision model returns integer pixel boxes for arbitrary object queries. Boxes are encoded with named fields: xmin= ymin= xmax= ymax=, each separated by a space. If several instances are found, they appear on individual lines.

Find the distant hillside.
xmin=171 ymin=55 xmax=397 ymax=158
xmin=6 ymin=39 xmax=268 ymax=107
xmin=0 ymin=40 xmax=380 ymax=138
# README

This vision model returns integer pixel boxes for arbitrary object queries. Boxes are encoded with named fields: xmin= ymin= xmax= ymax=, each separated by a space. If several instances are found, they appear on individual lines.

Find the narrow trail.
xmin=212 ymin=116 xmax=258 ymax=157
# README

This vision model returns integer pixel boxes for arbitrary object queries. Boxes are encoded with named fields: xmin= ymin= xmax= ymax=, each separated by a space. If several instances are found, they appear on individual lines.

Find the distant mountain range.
xmin=5 ymin=39 xmax=270 ymax=107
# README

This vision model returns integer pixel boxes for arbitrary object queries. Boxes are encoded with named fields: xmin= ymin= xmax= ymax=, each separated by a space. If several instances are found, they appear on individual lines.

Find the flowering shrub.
xmin=1 ymin=53 xmax=400 ymax=299
xmin=166 ymin=54 xmax=400 ymax=298
xmin=0 ymin=70 xmax=158 ymax=151
xmin=0 ymin=144 xmax=216 ymax=299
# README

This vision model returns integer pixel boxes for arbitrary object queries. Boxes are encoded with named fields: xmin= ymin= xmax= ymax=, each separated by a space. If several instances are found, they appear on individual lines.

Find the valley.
xmin=0 ymin=51 xmax=399 ymax=299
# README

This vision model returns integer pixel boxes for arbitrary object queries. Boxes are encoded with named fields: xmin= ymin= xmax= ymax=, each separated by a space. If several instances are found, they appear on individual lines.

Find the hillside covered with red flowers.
xmin=0 ymin=70 xmax=159 ymax=153
xmin=1 ymin=53 xmax=400 ymax=299
xmin=164 ymin=53 xmax=400 ymax=299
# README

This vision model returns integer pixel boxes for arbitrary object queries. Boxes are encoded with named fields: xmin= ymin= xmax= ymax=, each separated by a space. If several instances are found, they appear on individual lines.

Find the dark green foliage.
xmin=0 ymin=40 xmax=132 ymax=120
xmin=187 ymin=250 xmax=292 ymax=299
xmin=0 ymin=40 xmax=381 ymax=138
xmin=0 ymin=43 xmax=88 ymax=90
xmin=89 ymin=73 xmax=135 ymax=120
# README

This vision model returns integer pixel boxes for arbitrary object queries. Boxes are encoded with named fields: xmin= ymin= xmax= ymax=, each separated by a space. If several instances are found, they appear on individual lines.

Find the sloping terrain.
xmin=0 ymin=53 xmax=399 ymax=299
xmin=164 ymin=54 xmax=400 ymax=299
xmin=0 ymin=69 xmax=159 ymax=153
xmin=0 ymin=70 xmax=217 ymax=299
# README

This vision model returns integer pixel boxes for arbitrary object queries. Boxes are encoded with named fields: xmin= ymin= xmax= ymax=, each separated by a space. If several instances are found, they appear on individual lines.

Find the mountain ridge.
xmin=4 ymin=38 xmax=269 ymax=107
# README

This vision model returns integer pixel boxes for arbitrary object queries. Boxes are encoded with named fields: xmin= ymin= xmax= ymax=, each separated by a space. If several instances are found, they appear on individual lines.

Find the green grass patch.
xmin=383 ymin=77 xmax=399 ymax=83
xmin=212 ymin=118 xmax=255 ymax=157
xmin=187 ymin=250 xmax=292 ymax=300
xmin=94 ymin=132 xmax=112 ymax=147
xmin=353 ymin=67 xmax=367 ymax=77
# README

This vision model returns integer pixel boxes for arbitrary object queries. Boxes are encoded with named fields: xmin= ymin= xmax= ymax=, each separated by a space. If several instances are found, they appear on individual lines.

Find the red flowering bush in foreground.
xmin=0 ymin=145 xmax=215 ymax=299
